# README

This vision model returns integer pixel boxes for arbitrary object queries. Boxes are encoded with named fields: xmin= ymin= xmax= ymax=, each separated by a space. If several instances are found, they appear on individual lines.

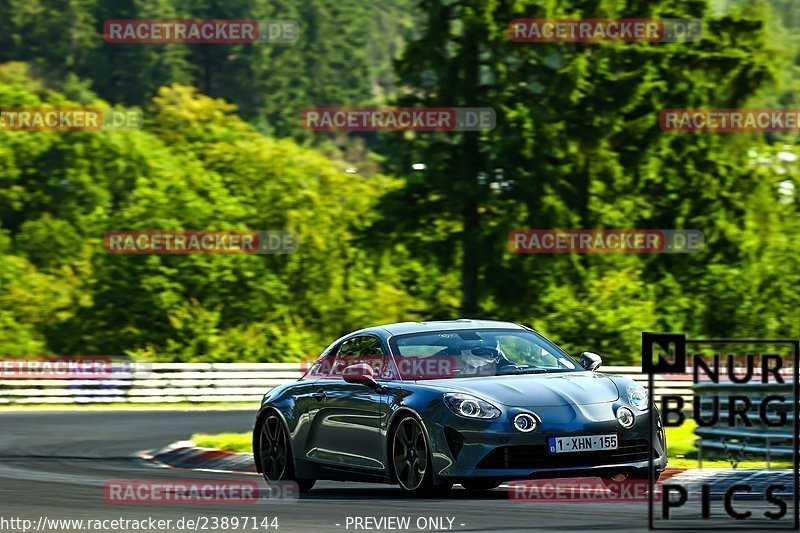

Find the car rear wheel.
xmin=258 ymin=413 xmax=315 ymax=493
xmin=391 ymin=415 xmax=451 ymax=496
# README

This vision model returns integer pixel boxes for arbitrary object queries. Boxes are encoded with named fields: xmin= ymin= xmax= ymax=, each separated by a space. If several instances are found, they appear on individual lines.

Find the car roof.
xmin=362 ymin=319 xmax=526 ymax=337
xmin=319 ymin=319 xmax=532 ymax=356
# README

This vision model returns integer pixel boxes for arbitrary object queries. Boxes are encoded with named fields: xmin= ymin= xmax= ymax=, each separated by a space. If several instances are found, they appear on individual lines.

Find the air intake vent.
xmin=443 ymin=427 xmax=465 ymax=459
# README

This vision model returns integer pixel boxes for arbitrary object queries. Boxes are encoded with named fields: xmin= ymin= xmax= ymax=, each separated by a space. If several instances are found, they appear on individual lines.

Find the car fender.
xmin=382 ymin=383 xmax=457 ymax=482
xmin=253 ymin=405 xmax=292 ymax=474
xmin=384 ymin=405 xmax=444 ymax=482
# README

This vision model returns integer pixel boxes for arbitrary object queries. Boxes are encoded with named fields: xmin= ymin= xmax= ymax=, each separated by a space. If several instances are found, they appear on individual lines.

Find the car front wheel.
xmin=391 ymin=415 xmax=451 ymax=497
xmin=257 ymin=412 xmax=316 ymax=493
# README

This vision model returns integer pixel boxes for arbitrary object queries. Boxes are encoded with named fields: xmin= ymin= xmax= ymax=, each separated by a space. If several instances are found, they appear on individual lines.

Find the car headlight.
xmin=616 ymin=406 xmax=635 ymax=428
xmin=444 ymin=393 xmax=501 ymax=419
xmin=626 ymin=382 xmax=648 ymax=411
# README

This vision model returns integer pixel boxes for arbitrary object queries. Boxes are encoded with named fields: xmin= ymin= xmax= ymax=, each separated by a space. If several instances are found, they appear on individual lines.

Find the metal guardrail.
xmin=0 ymin=364 xmax=690 ymax=405
xmin=0 ymin=363 xmax=302 ymax=404
xmin=693 ymin=381 xmax=795 ymax=465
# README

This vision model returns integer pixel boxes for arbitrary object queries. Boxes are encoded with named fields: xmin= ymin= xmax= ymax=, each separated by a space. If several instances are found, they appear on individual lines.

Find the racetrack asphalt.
xmin=0 ymin=410 xmax=792 ymax=532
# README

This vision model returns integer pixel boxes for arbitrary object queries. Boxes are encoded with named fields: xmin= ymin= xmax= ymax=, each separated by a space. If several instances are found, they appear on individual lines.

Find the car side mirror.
xmin=342 ymin=363 xmax=382 ymax=390
xmin=579 ymin=352 xmax=602 ymax=372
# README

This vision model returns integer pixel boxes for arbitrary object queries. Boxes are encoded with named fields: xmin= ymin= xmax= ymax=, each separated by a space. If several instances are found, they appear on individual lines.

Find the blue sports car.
xmin=253 ymin=320 xmax=667 ymax=495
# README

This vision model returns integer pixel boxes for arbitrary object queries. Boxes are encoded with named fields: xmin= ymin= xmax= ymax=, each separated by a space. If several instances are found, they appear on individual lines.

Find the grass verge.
xmin=192 ymin=432 xmax=252 ymax=452
xmin=665 ymin=420 xmax=791 ymax=469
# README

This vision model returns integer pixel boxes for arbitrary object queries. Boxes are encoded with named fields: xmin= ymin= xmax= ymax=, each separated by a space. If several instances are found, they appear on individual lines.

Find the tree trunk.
xmin=459 ymin=16 xmax=480 ymax=315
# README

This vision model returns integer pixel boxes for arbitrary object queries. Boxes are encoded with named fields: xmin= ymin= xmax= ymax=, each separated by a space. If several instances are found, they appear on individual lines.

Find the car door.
xmin=286 ymin=351 xmax=333 ymax=461
xmin=305 ymin=335 xmax=388 ymax=471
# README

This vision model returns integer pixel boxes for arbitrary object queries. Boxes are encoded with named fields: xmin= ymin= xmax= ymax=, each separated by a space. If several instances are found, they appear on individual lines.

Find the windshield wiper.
xmin=495 ymin=366 xmax=547 ymax=375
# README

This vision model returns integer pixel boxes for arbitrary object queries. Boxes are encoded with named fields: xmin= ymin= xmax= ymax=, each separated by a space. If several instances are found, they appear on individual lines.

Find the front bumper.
xmin=428 ymin=401 xmax=667 ymax=482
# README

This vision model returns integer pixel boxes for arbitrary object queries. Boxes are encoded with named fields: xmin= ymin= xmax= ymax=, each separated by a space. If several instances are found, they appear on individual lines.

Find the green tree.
xmin=380 ymin=0 xmax=778 ymax=359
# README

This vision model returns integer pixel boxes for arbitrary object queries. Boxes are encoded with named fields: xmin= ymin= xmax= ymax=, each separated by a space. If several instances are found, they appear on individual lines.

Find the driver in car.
xmin=457 ymin=340 xmax=515 ymax=375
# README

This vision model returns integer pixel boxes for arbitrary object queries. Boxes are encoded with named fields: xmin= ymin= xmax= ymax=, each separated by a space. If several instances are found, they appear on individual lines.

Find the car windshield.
xmin=389 ymin=328 xmax=581 ymax=380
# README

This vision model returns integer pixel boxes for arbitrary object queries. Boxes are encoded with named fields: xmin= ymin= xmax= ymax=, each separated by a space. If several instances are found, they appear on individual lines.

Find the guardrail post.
xmin=697 ymin=437 xmax=702 ymax=469
xmin=766 ymin=437 xmax=771 ymax=470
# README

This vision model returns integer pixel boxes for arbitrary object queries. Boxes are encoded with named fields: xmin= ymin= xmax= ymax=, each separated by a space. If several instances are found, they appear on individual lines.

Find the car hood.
xmin=421 ymin=371 xmax=619 ymax=407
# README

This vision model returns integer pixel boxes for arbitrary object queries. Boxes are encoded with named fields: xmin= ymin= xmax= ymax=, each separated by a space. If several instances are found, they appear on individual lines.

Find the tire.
xmin=256 ymin=412 xmax=316 ymax=493
xmin=461 ymin=480 xmax=502 ymax=491
xmin=390 ymin=414 xmax=451 ymax=497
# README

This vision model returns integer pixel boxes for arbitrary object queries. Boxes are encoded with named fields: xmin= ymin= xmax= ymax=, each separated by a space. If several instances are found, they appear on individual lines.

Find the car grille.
xmin=476 ymin=439 xmax=651 ymax=469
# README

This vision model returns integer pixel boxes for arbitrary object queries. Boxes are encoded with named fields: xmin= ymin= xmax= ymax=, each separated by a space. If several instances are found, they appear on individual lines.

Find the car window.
xmin=304 ymin=352 xmax=335 ymax=379
xmin=495 ymin=335 xmax=562 ymax=368
xmin=391 ymin=329 xmax=579 ymax=380
xmin=339 ymin=336 xmax=384 ymax=358
xmin=331 ymin=335 xmax=392 ymax=379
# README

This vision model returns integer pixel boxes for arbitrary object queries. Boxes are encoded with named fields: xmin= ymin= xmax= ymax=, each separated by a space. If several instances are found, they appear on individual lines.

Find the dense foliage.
xmin=0 ymin=0 xmax=798 ymax=363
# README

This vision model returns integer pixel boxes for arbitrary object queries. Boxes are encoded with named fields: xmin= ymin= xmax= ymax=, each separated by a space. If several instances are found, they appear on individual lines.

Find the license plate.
xmin=548 ymin=434 xmax=618 ymax=454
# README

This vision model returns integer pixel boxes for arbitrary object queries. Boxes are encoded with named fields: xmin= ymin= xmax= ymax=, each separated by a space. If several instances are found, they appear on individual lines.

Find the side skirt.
xmin=294 ymin=459 xmax=391 ymax=483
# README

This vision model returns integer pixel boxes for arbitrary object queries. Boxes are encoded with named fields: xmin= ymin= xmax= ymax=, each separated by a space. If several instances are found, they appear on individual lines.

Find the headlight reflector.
xmin=626 ymin=383 xmax=649 ymax=411
xmin=513 ymin=413 xmax=538 ymax=432
xmin=616 ymin=406 xmax=635 ymax=428
xmin=444 ymin=393 xmax=501 ymax=419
